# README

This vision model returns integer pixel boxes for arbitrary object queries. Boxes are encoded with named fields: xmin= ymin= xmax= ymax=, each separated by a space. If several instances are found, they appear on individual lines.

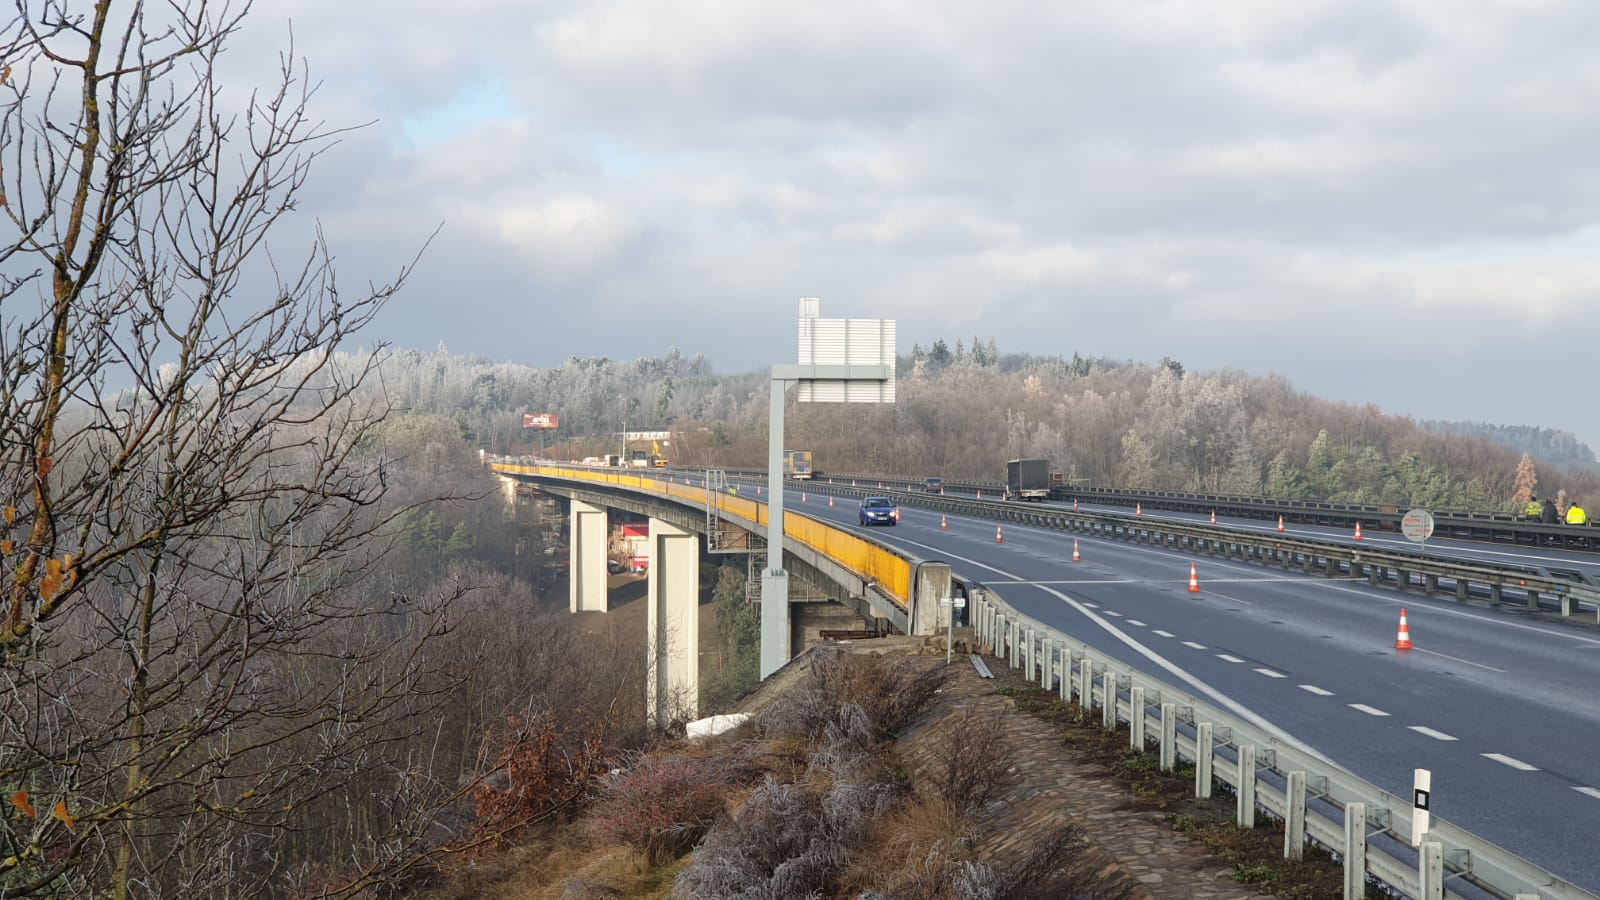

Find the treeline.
xmin=374 ymin=344 xmax=1599 ymax=514
xmin=1420 ymin=420 xmax=1596 ymax=466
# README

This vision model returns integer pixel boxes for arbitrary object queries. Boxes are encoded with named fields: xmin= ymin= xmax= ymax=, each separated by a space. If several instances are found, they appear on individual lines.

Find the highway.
xmin=776 ymin=484 xmax=1600 ymax=893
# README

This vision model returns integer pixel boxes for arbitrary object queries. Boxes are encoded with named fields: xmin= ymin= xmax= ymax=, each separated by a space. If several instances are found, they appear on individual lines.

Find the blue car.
xmin=859 ymin=496 xmax=898 ymax=526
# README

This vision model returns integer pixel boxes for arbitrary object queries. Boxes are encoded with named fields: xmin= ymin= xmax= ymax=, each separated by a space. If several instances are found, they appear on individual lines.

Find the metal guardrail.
xmin=970 ymin=587 xmax=1598 ymax=900
xmin=765 ymin=479 xmax=1600 ymax=623
xmin=714 ymin=467 xmax=1600 ymax=553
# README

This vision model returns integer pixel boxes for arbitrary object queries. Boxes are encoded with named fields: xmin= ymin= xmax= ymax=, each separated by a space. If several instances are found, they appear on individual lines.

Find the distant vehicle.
xmin=859 ymin=496 xmax=898 ymax=526
xmin=922 ymin=476 xmax=944 ymax=493
xmin=1005 ymin=459 xmax=1051 ymax=502
xmin=607 ymin=559 xmax=625 ymax=575
xmin=783 ymin=449 xmax=814 ymax=480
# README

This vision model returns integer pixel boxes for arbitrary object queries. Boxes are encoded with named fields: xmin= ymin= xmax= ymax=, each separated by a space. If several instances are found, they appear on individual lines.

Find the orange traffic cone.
xmin=1136 ymin=502 xmax=1143 ymax=517
xmin=1072 ymin=539 xmax=1081 ymax=562
xmin=995 ymin=524 xmax=1004 ymax=543
xmin=801 ymin=492 xmax=807 ymax=503
xmin=1187 ymin=563 xmax=1200 ymax=593
xmin=940 ymin=514 xmax=948 ymax=530
xmin=1353 ymin=521 xmax=1363 ymax=541
xmin=1210 ymin=510 xmax=1217 ymax=525
xmin=1073 ymin=497 xmax=1079 ymax=510
xmin=977 ymin=489 xmax=982 ymax=500
xmin=828 ymin=495 xmax=834 ymax=508
xmin=1277 ymin=515 xmax=1285 ymax=533
xmin=940 ymin=485 xmax=946 ymax=495
xmin=1395 ymin=609 xmax=1412 ymax=650
xmin=894 ymin=507 xmax=901 ymax=523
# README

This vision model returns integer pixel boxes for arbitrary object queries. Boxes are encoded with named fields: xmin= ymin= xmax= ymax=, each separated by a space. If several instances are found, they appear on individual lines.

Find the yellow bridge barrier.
xmin=490 ymin=461 xmax=911 ymax=605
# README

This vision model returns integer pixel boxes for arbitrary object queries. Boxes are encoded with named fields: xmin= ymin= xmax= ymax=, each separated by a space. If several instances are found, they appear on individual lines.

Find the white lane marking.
xmin=1153 ymin=630 xmax=1175 ymax=638
xmin=1127 ymin=619 xmax=1147 ymax=627
xmin=1350 ymin=704 xmax=1390 ymax=717
xmin=1482 ymin=753 xmax=1538 ymax=771
xmin=1413 ymin=647 xmax=1506 ymax=673
xmin=1254 ymin=668 xmax=1287 ymax=678
xmin=1299 ymin=684 xmax=1334 ymax=696
xmin=1103 ymin=610 xmax=1122 ymax=617
xmin=1182 ymin=641 xmax=1207 ymax=650
xmin=1081 ymin=601 xmax=1098 ymax=609
xmin=1217 ymin=654 xmax=1246 ymax=663
xmin=1575 ymin=787 xmax=1600 ymax=800
xmin=1409 ymin=726 xmax=1457 ymax=741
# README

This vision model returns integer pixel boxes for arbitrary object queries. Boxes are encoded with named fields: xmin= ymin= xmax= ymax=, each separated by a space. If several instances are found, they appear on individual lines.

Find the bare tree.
xmin=0 ymin=2 xmax=444 ymax=895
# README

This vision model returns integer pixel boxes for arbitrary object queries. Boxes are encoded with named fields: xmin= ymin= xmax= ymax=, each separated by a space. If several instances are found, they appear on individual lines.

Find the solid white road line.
xmin=1409 ymin=726 xmax=1457 ymax=741
xmin=1482 ymin=753 xmax=1538 ymax=771
xmin=1299 ymin=684 xmax=1334 ymax=696
xmin=1350 ymin=704 xmax=1390 ymax=717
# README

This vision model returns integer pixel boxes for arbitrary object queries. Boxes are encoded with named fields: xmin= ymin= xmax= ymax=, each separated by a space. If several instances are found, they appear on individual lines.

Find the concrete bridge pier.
xmin=569 ymin=499 xmax=609 ymax=613
xmin=647 ymin=518 xmax=700 ymax=725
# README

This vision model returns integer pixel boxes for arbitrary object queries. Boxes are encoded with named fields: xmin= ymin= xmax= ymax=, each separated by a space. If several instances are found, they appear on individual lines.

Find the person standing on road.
xmin=1523 ymin=495 xmax=1543 ymax=520
xmin=1542 ymin=498 xmax=1560 ymax=524
xmin=1566 ymin=501 xmax=1588 ymax=525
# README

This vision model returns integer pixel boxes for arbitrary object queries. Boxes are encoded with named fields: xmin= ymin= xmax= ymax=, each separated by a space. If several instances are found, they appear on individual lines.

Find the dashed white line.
xmin=1217 ymin=654 xmax=1246 ymax=663
xmin=1081 ymin=602 xmax=1098 ymax=608
xmin=1127 ymin=619 xmax=1147 ymax=627
xmin=1254 ymin=668 xmax=1287 ymax=678
xmin=1482 ymin=753 xmax=1538 ymax=771
xmin=1152 ymin=630 xmax=1175 ymax=638
xmin=1103 ymin=610 xmax=1122 ymax=617
xmin=1299 ymin=685 xmax=1334 ymax=696
xmin=1182 ymin=641 xmax=1207 ymax=650
xmin=1409 ymin=726 xmax=1457 ymax=741
xmin=1350 ymin=704 xmax=1390 ymax=717
xmin=1575 ymin=787 xmax=1600 ymax=800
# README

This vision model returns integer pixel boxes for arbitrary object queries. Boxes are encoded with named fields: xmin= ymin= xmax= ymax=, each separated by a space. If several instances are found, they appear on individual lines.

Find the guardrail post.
xmin=1195 ymin=723 xmax=1213 ymax=798
xmin=1284 ymin=771 xmax=1306 ymax=860
xmin=1160 ymin=702 xmax=1176 ymax=770
xmin=1129 ymin=686 xmax=1145 ymax=750
xmin=1102 ymin=669 xmax=1117 ymax=730
xmin=1078 ymin=653 xmax=1093 ymax=710
xmin=1368 ymin=564 xmax=1381 ymax=586
xmin=1489 ymin=581 xmax=1503 ymax=605
xmin=1009 ymin=618 xmax=1020 ymax=669
xmin=1057 ymin=641 xmax=1070 ymax=701
xmin=1040 ymin=635 xmax=1052 ymax=689
xmin=1343 ymin=802 xmax=1366 ymax=900
xmin=1456 ymin=579 xmax=1468 ymax=602
xmin=1396 ymin=567 xmax=1410 ymax=592
xmin=1237 ymin=744 xmax=1257 ymax=828
xmin=1424 ymin=573 xmax=1438 ymax=595
xmin=1418 ymin=841 xmax=1444 ymax=900
xmin=1525 ymin=587 xmax=1540 ymax=611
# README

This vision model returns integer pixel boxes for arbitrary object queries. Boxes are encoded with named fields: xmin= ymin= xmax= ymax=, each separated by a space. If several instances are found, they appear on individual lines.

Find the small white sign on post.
xmin=1411 ymin=767 xmax=1432 ymax=846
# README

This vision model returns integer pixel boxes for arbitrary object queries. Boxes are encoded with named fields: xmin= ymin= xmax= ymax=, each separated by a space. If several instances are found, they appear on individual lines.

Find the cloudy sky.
xmin=223 ymin=1 xmax=1599 ymax=448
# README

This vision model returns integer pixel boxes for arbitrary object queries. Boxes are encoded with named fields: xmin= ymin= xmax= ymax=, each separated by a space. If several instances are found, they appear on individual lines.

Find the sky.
xmin=216 ymin=1 xmax=1599 ymax=449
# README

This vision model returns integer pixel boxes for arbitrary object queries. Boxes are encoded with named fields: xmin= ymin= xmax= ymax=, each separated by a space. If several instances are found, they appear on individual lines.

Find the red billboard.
xmin=522 ymin=413 xmax=560 ymax=429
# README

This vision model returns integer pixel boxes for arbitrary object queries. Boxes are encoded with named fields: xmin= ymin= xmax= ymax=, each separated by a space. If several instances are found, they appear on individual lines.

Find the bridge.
xmin=491 ymin=457 xmax=1600 ymax=899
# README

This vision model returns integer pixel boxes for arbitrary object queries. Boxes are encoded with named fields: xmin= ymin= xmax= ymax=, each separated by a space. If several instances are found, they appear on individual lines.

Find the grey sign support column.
xmin=569 ymin=498 xmax=609 ymax=613
xmin=762 ymin=299 xmax=895 ymax=679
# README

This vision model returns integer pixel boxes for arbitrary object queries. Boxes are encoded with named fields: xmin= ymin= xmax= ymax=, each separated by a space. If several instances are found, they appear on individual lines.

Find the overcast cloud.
xmin=220 ymin=1 xmax=1599 ymax=448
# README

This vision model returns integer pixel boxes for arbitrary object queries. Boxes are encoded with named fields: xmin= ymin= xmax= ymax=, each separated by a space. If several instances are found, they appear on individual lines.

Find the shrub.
xmin=588 ymin=752 xmax=741 ymax=865
xmin=931 ymin=705 xmax=1015 ymax=814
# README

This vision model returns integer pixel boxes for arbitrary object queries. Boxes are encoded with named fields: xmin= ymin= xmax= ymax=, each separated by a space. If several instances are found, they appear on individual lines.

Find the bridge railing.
xmin=971 ymin=586 xmax=1598 ymax=900
xmin=490 ymin=458 xmax=915 ymax=607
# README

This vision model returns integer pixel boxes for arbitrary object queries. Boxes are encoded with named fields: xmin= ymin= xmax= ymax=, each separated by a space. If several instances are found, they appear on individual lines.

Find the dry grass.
xmin=993 ymin=666 xmax=1358 ymax=899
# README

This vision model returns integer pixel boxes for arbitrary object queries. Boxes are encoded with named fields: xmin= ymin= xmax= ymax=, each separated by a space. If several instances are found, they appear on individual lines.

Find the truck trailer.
xmin=783 ymin=450 xmax=814 ymax=480
xmin=1005 ymin=458 xmax=1051 ymax=502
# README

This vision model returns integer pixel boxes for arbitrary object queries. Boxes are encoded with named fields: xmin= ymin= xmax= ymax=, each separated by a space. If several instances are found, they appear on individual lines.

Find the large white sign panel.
xmin=795 ymin=315 xmax=896 ymax=403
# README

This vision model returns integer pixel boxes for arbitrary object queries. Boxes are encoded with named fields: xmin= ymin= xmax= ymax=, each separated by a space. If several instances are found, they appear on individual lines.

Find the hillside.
xmin=420 ymin=633 xmax=1348 ymax=899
